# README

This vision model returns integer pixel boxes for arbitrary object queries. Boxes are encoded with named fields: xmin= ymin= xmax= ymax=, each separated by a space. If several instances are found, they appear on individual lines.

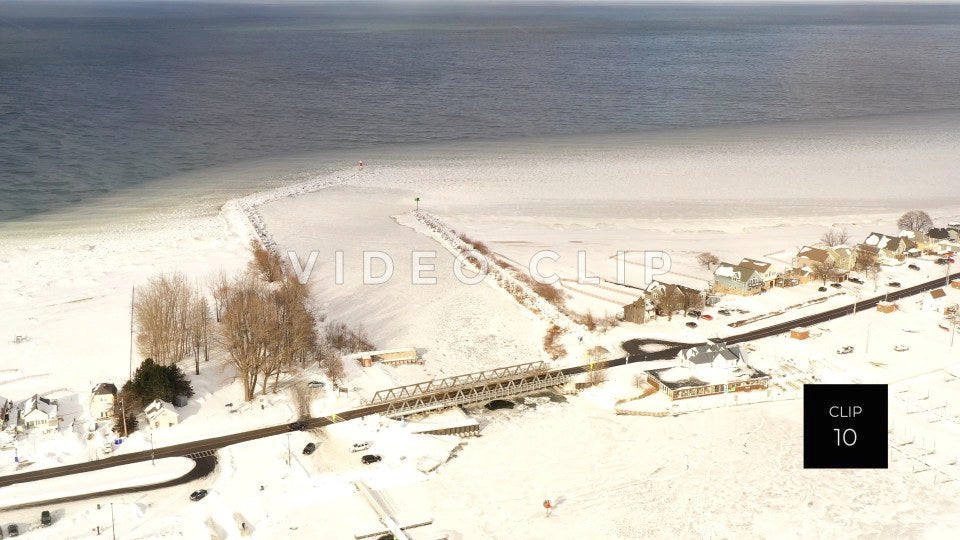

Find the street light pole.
xmin=150 ymin=433 xmax=155 ymax=466
xmin=111 ymin=502 xmax=116 ymax=540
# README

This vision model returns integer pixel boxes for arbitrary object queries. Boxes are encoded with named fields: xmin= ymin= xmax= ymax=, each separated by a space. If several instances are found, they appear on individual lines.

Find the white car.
xmin=102 ymin=443 xmax=113 ymax=454
xmin=350 ymin=442 xmax=371 ymax=453
xmin=836 ymin=346 xmax=854 ymax=355
xmin=894 ymin=344 xmax=910 ymax=352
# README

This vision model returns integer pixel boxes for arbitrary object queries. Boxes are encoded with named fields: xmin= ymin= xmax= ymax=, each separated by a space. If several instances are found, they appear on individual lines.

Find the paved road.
xmin=2 ymin=270 xmax=956 ymax=491
xmin=1 ymin=455 xmax=219 ymax=511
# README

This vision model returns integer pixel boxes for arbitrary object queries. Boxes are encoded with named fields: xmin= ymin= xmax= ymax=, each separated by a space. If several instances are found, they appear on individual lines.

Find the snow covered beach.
xmin=3 ymin=114 xmax=960 ymax=537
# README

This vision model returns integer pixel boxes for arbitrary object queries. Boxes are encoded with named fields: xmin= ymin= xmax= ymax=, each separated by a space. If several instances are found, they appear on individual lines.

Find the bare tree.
xmin=261 ymin=275 xmax=320 ymax=394
xmin=134 ymin=273 xmax=194 ymax=365
xmin=820 ymin=227 xmax=850 ymax=247
xmin=209 ymin=271 xmax=230 ymax=323
xmin=218 ymin=274 xmax=274 ymax=401
xmin=322 ymin=348 xmax=345 ymax=386
xmin=189 ymin=293 xmax=210 ymax=375
xmin=248 ymin=239 xmax=285 ymax=282
xmin=696 ymin=252 xmax=720 ymax=270
xmin=897 ymin=210 xmax=933 ymax=233
xmin=854 ymin=248 xmax=881 ymax=274
xmin=811 ymin=259 xmax=838 ymax=286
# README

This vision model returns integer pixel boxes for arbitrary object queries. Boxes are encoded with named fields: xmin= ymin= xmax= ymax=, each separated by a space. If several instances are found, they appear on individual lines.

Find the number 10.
xmin=834 ymin=428 xmax=857 ymax=446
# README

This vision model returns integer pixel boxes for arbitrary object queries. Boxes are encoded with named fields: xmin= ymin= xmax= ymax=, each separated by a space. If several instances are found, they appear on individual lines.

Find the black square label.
xmin=804 ymin=384 xmax=888 ymax=469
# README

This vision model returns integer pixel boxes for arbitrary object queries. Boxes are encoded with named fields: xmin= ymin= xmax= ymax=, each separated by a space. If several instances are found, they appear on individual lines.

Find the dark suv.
xmin=41 ymin=510 xmax=52 ymax=527
xmin=7 ymin=524 xmax=18 ymax=537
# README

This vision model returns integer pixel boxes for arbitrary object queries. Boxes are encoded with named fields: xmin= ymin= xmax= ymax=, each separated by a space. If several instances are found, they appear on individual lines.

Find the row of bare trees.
xmin=135 ymin=241 xmax=360 ymax=402
xmin=218 ymin=242 xmax=326 ymax=401
xmin=134 ymin=274 xmax=210 ymax=374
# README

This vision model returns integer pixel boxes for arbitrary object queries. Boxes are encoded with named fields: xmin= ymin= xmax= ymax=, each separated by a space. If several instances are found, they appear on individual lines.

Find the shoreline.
xmin=4 ymin=107 xmax=960 ymax=241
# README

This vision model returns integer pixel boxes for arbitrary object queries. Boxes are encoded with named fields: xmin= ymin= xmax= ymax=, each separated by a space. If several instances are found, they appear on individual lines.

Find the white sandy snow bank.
xmin=0 ymin=457 xmax=194 ymax=508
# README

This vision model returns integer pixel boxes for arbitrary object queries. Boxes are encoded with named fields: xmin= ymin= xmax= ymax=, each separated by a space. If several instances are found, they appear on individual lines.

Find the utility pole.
xmin=120 ymin=396 xmax=128 ymax=438
xmin=111 ymin=502 xmax=116 ymax=540
xmin=129 ymin=286 xmax=135 ymax=380
xmin=286 ymin=433 xmax=291 ymax=466
xmin=150 ymin=433 xmax=155 ymax=466
xmin=865 ymin=321 xmax=872 ymax=354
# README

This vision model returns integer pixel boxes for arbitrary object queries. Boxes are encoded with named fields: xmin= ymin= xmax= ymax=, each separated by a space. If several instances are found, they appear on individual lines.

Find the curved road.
xmin=1 ymin=270 xmax=956 ymax=491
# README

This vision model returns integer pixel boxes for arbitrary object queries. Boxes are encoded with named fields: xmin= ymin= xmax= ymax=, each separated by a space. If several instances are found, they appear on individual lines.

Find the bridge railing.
xmin=369 ymin=361 xmax=549 ymax=404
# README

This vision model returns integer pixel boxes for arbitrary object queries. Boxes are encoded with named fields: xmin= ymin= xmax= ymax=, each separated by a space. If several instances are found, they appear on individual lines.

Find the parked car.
xmin=189 ymin=489 xmax=208 ymax=502
xmin=307 ymin=380 xmax=325 ymax=389
xmin=818 ymin=286 xmax=828 ymax=292
xmin=288 ymin=421 xmax=307 ymax=431
xmin=7 ymin=524 xmax=18 ymax=537
xmin=935 ymin=258 xmax=948 ymax=265
xmin=948 ymin=258 xmax=956 ymax=263
xmin=717 ymin=309 xmax=732 ymax=316
xmin=40 ymin=511 xmax=51 ymax=527
xmin=849 ymin=277 xmax=864 ymax=284
xmin=894 ymin=344 xmax=910 ymax=352
xmin=734 ymin=308 xmax=750 ymax=314
xmin=102 ymin=442 xmax=113 ymax=454
xmin=685 ymin=321 xmax=698 ymax=329
xmin=351 ymin=442 xmax=371 ymax=453
xmin=836 ymin=346 xmax=854 ymax=355
xmin=361 ymin=454 xmax=382 ymax=465
xmin=700 ymin=314 xmax=713 ymax=321
xmin=908 ymin=264 xmax=921 ymax=271
xmin=302 ymin=443 xmax=317 ymax=455
xmin=830 ymin=283 xmax=842 ymax=289
xmin=686 ymin=309 xmax=701 ymax=318
xmin=888 ymin=281 xmax=901 ymax=288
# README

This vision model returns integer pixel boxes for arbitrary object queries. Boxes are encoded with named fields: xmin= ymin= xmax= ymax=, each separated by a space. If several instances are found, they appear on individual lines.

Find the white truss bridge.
xmin=369 ymin=361 xmax=568 ymax=418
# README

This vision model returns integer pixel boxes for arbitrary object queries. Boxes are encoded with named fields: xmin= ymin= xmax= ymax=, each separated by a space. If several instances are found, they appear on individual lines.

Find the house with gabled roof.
xmin=830 ymin=246 xmax=857 ymax=270
xmin=713 ymin=262 xmax=764 ymax=296
xmin=795 ymin=246 xmax=832 ymax=269
xmin=646 ymin=342 xmax=770 ymax=400
xmin=17 ymin=394 xmax=59 ymax=433
xmin=862 ymin=232 xmax=917 ymax=260
xmin=738 ymin=258 xmax=782 ymax=290
xmin=928 ymin=226 xmax=960 ymax=253
xmin=90 ymin=383 xmax=118 ymax=420
xmin=644 ymin=280 xmax=705 ymax=315
xmin=144 ymin=399 xmax=179 ymax=429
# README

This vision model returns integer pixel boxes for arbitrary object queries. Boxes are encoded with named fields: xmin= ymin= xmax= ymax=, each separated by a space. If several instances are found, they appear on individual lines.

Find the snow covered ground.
xmin=2 ymin=113 xmax=960 ymax=536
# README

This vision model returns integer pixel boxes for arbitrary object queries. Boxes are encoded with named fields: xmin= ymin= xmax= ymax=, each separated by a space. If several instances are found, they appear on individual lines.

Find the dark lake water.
xmin=3 ymin=1 xmax=960 ymax=221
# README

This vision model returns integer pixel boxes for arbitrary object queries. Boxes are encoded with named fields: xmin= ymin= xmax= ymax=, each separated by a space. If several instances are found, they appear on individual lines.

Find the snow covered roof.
xmin=930 ymin=289 xmax=946 ymax=299
xmin=144 ymin=399 xmax=178 ymax=421
xmin=92 ymin=383 xmax=118 ymax=396
xmin=797 ymin=246 xmax=830 ymax=263
xmin=18 ymin=394 xmax=56 ymax=419
xmin=680 ymin=343 xmax=746 ymax=366
xmin=715 ymin=262 xmax=761 ymax=283
xmin=739 ymin=258 xmax=772 ymax=274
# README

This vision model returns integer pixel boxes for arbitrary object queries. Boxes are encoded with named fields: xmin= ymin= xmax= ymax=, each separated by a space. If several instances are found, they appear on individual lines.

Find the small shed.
xmin=790 ymin=327 xmax=810 ymax=340
xmin=952 ymin=279 xmax=960 ymax=290
xmin=359 ymin=356 xmax=374 ymax=368
xmin=877 ymin=301 xmax=896 ymax=314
